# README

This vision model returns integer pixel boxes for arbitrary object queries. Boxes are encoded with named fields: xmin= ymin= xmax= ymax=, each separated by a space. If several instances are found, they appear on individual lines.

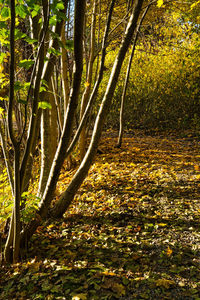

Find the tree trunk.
xmin=51 ymin=0 xmax=145 ymax=218
xmin=13 ymin=144 xmax=21 ymax=263
xmin=20 ymin=0 xmax=86 ymax=244
xmin=79 ymin=0 xmax=97 ymax=160
xmin=64 ymin=0 xmax=116 ymax=160
xmin=4 ymin=0 xmax=21 ymax=263
xmin=117 ymin=3 xmax=151 ymax=148
xmin=37 ymin=79 xmax=58 ymax=198
xmin=61 ymin=23 xmax=70 ymax=117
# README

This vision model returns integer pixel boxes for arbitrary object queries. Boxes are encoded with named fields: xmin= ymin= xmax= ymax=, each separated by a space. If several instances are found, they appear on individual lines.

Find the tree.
xmin=0 ymin=0 xmax=146 ymax=263
xmin=106 ymin=0 xmax=200 ymax=131
xmin=117 ymin=2 xmax=151 ymax=148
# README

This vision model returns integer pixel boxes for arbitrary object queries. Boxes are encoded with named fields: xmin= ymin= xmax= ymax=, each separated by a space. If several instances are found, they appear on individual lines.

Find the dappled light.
xmin=0 ymin=0 xmax=200 ymax=298
xmin=1 ymin=134 xmax=200 ymax=299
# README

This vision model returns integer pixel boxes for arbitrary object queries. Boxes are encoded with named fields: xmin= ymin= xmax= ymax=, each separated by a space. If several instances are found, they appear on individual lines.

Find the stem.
xmin=117 ymin=2 xmax=151 ymax=147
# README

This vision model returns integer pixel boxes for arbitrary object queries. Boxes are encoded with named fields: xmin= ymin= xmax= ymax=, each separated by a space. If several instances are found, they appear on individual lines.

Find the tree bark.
xmin=20 ymin=13 xmax=48 ymax=192
xmin=117 ymin=3 xmax=151 ymax=148
xmin=64 ymin=0 xmax=116 ymax=160
xmin=51 ymin=0 xmax=145 ymax=218
xmin=20 ymin=0 xmax=86 ymax=243
xmin=4 ymin=0 xmax=21 ymax=263
xmin=79 ymin=0 xmax=97 ymax=160
xmin=61 ymin=23 xmax=70 ymax=117
xmin=0 ymin=124 xmax=14 ymax=195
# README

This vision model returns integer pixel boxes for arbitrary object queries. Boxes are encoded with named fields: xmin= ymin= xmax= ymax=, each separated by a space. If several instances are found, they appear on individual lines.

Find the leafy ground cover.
xmin=0 ymin=131 xmax=200 ymax=299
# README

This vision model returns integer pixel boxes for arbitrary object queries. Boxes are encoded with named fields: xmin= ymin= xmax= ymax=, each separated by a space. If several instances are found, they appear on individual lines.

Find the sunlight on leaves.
xmin=166 ymin=246 xmax=173 ymax=257
xmin=156 ymin=278 xmax=175 ymax=289
xmin=72 ymin=294 xmax=87 ymax=300
xmin=157 ymin=0 xmax=164 ymax=8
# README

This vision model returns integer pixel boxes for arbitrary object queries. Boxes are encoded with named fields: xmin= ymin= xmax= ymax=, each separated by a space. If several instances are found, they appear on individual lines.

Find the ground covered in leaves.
xmin=1 ymin=131 xmax=200 ymax=299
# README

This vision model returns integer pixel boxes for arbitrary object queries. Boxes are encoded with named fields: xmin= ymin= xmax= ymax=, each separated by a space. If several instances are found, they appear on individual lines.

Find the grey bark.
xmin=20 ymin=0 xmax=86 ymax=243
xmin=51 ymin=0 xmax=145 ymax=218
xmin=117 ymin=3 xmax=151 ymax=147
xmin=64 ymin=0 xmax=116 ymax=160
xmin=79 ymin=0 xmax=97 ymax=160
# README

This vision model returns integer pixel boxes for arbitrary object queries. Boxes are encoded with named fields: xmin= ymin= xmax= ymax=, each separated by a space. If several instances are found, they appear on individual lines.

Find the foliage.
xmin=0 ymin=133 xmax=200 ymax=299
xmin=105 ymin=9 xmax=200 ymax=131
xmin=0 ymin=0 xmax=199 ymax=274
xmin=0 ymin=167 xmax=12 ymax=228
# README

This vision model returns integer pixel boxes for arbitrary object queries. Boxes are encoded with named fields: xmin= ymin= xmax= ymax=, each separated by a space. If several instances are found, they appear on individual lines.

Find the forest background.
xmin=0 ymin=0 xmax=200 ymax=299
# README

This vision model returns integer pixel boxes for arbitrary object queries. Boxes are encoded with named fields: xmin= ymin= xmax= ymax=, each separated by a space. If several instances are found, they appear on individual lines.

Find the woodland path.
xmin=0 ymin=131 xmax=200 ymax=299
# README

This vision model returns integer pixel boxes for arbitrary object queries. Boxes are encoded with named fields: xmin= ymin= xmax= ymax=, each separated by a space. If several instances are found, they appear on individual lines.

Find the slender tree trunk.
xmin=38 ymin=78 xmax=58 ymax=197
xmin=117 ymin=3 xmax=151 ymax=148
xmin=64 ymin=0 xmax=116 ymax=160
xmin=21 ymin=1 xmax=66 ymax=196
xmin=0 ymin=124 xmax=14 ymax=195
xmin=79 ymin=0 xmax=97 ymax=160
xmin=51 ymin=0 xmax=145 ymax=218
xmin=38 ymin=108 xmax=52 ymax=197
xmin=51 ymin=76 xmax=63 ymax=133
xmin=20 ymin=15 xmax=48 ymax=192
xmin=13 ymin=144 xmax=21 ymax=263
xmin=61 ymin=23 xmax=70 ymax=117
xmin=20 ymin=0 xmax=86 ymax=244
xmin=4 ymin=0 xmax=21 ymax=263
xmin=61 ymin=23 xmax=73 ymax=168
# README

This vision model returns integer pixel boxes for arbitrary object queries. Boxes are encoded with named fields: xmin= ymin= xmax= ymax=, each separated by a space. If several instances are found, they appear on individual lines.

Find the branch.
xmin=0 ymin=123 xmax=14 ymax=196
xmin=65 ymin=0 xmax=116 ymax=158
xmin=7 ymin=0 xmax=17 ymax=147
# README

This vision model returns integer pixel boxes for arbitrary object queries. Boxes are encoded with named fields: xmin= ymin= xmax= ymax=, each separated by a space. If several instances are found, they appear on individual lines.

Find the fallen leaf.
xmin=156 ymin=278 xmax=175 ymax=289
xmin=72 ymin=293 xmax=87 ymax=300
xmin=166 ymin=246 xmax=173 ymax=257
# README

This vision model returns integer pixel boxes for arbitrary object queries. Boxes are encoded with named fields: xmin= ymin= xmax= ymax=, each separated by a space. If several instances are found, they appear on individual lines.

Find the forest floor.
xmin=0 ymin=130 xmax=200 ymax=300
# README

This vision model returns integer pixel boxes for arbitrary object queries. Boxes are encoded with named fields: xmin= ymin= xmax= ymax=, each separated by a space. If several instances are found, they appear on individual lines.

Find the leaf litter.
xmin=0 ymin=131 xmax=200 ymax=299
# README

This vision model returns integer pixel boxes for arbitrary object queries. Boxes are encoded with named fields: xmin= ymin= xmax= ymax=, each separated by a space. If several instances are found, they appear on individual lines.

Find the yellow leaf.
xmin=194 ymin=165 xmax=200 ymax=171
xmin=47 ymin=224 xmax=54 ymax=230
xmin=178 ymin=281 xmax=186 ymax=287
xmin=0 ymin=107 xmax=4 ymax=115
xmin=112 ymin=283 xmax=126 ymax=297
xmin=191 ymin=0 xmax=200 ymax=10
xmin=166 ymin=246 xmax=173 ymax=257
xmin=158 ymin=223 xmax=167 ymax=227
xmin=0 ymin=64 xmax=4 ymax=72
xmin=72 ymin=294 xmax=87 ymax=300
xmin=157 ymin=0 xmax=163 ymax=7
xmin=84 ymin=81 xmax=90 ymax=88
xmin=102 ymin=271 xmax=116 ymax=276
xmin=156 ymin=279 xmax=175 ymax=289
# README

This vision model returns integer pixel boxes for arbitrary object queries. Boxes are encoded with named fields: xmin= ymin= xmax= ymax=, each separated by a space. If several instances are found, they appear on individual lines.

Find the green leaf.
xmin=0 ymin=52 xmax=7 ymax=64
xmin=17 ymin=99 xmax=27 ymax=105
xmin=65 ymin=40 xmax=74 ymax=51
xmin=49 ymin=15 xmax=57 ymax=26
xmin=39 ymin=86 xmax=47 ymax=92
xmin=16 ymin=5 xmax=28 ymax=18
xmin=48 ymin=48 xmax=61 ymax=56
xmin=19 ymin=59 xmax=34 ymax=69
xmin=38 ymin=101 xmax=52 ymax=109
xmin=14 ymin=81 xmax=23 ymax=91
xmin=24 ymin=36 xmax=38 ymax=44
xmin=56 ymin=2 xmax=65 ymax=10
xmin=1 ymin=7 xmax=10 ymax=19
xmin=15 ymin=29 xmax=26 ymax=40
xmin=24 ymin=82 xmax=31 ymax=89
xmin=41 ymin=79 xmax=49 ymax=88
xmin=31 ymin=4 xmax=41 ymax=18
